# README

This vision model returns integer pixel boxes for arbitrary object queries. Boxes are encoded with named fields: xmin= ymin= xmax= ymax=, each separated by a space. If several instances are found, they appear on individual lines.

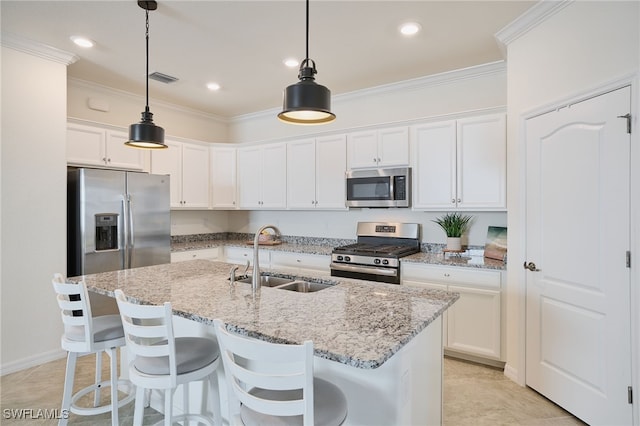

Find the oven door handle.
xmin=330 ymin=262 xmax=398 ymax=276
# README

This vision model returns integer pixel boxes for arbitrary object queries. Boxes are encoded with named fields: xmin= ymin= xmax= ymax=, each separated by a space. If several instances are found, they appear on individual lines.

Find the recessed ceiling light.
xmin=70 ymin=35 xmax=94 ymax=48
xmin=283 ymin=58 xmax=299 ymax=68
xmin=399 ymin=22 xmax=421 ymax=37
xmin=207 ymin=82 xmax=221 ymax=91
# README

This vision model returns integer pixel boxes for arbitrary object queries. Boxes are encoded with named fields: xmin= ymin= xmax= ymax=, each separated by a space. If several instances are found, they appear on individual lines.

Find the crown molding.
xmin=495 ymin=0 xmax=573 ymax=55
xmin=68 ymin=77 xmax=230 ymax=124
xmin=232 ymin=61 xmax=506 ymax=124
xmin=1 ymin=32 xmax=79 ymax=65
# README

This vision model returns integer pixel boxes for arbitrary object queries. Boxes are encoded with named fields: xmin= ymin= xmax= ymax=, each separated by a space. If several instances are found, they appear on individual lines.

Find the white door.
xmin=377 ymin=127 xmax=409 ymax=167
xmin=210 ymin=147 xmax=237 ymax=208
xmin=237 ymin=147 xmax=262 ymax=209
xmin=315 ymin=134 xmax=347 ymax=209
xmin=181 ymin=143 xmax=210 ymax=208
xmin=260 ymin=143 xmax=287 ymax=209
xmin=456 ymin=114 xmax=506 ymax=210
xmin=411 ymin=120 xmax=457 ymax=209
xmin=525 ymin=86 xmax=632 ymax=425
xmin=287 ymin=139 xmax=316 ymax=209
xmin=151 ymin=140 xmax=182 ymax=208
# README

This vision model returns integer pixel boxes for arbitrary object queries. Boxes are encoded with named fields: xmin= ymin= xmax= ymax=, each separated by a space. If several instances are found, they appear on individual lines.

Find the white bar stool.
xmin=115 ymin=289 xmax=221 ymax=426
xmin=51 ymin=273 xmax=134 ymax=426
xmin=213 ymin=319 xmax=348 ymax=426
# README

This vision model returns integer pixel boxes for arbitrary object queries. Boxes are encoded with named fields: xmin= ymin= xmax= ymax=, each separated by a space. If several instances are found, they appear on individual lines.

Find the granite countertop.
xmin=172 ymin=238 xmax=336 ymax=257
xmin=71 ymin=259 xmax=459 ymax=369
xmin=171 ymin=237 xmax=506 ymax=270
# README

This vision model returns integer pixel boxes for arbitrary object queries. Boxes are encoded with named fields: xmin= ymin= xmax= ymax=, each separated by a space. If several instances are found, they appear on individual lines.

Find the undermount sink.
xmin=276 ymin=281 xmax=332 ymax=293
xmin=236 ymin=275 xmax=294 ymax=287
xmin=235 ymin=275 xmax=331 ymax=293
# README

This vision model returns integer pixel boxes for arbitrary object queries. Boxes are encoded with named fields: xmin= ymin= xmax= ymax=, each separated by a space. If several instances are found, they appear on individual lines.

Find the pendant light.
xmin=125 ymin=0 xmax=166 ymax=149
xmin=278 ymin=0 xmax=335 ymax=125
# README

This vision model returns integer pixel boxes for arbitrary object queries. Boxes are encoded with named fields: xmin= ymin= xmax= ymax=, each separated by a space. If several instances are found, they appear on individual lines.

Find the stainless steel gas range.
xmin=330 ymin=222 xmax=420 ymax=284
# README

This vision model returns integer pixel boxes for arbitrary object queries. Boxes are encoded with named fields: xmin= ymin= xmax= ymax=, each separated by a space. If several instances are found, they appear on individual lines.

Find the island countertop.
xmin=70 ymin=259 xmax=459 ymax=369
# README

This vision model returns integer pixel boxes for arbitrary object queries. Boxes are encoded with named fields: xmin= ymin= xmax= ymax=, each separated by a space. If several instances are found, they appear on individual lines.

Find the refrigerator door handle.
xmin=121 ymin=197 xmax=129 ymax=269
xmin=127 ymin=194 xmax=135 ymax=268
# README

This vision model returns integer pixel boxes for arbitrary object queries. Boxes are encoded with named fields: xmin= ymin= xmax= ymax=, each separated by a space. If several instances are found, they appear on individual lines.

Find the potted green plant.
xmin=433 ymin=212 xmax=473 ymax=251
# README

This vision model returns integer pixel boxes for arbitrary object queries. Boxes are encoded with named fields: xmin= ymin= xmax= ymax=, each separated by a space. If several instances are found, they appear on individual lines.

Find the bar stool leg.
xmin=59 ymin=351 xmax=77 ymax=426
xmin=107 ymin=348 xmax=119 ymax=426
xmin=93 ymin=351 xmax=102 ymax=407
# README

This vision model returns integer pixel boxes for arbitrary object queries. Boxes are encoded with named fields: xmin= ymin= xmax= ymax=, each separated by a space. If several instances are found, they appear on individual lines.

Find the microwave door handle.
xmin=389 ymin=176 xmax=395 ymax=199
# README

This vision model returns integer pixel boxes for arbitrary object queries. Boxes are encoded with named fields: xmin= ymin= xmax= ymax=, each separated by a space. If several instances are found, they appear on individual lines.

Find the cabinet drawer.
xmin=270 ymin=252 xmax=330 ymax=273
xmin=171 ymin=248 xmax=219 ymax=263
xmin=224 ymin=246 xmax=269 ymax=265
xmin=402 ymin=279 xmax=448 ymax=291
xmin=402 ymin=264 xmax=501 ymax=289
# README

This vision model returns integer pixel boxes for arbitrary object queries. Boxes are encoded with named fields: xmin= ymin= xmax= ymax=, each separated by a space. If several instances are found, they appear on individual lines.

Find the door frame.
xmin=513 ymin=73 xmax=639 ymax=422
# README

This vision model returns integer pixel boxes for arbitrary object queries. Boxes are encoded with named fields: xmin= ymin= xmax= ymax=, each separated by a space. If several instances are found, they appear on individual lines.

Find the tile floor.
xmin=1 ymin=354 xmax=584 ymax=425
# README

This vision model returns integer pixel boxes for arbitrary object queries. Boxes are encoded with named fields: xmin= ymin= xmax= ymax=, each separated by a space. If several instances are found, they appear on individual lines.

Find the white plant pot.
xmin=446 ymin=237 xmax=462 ymax=251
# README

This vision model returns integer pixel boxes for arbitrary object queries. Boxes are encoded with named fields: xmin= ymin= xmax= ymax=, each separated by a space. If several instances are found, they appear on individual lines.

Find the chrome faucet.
xmin=229 ymin=265 xmax=239 ymax=287
xmin=252 ymin=224 xmax=281 ymax=292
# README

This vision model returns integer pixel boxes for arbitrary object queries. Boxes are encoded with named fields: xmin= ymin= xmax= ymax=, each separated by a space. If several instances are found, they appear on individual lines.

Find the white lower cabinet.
xmin=269 ymin=251 xmax=330 ymax=275
xmin=402 ymin=263 xmax=503 ymax=364
xmin=224 ymin=246 xmax=269 ymax=267
xmin=171 ymin=247 xmax=220 ymax=263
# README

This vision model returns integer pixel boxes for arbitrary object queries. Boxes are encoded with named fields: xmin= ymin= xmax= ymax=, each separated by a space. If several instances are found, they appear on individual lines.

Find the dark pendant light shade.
xmin=278 ymin=0 xmax=335 ymax=125
xmin=126 ymin=0 xmax=166 ymax=149
xmin=278 ymin=59 xmax=335 ymax=125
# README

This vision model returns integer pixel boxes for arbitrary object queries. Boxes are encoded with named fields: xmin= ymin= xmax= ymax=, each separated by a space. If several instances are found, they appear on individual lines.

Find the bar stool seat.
xmin=52 ymin=273 xmax=134 ymax=426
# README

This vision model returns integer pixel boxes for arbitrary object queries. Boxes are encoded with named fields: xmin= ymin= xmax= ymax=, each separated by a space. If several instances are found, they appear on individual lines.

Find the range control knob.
xmin=344 ymin=256 xmax=351 ymax=262
xmin=374 ymin=258 xmax=381 ymax=265
xmin=382 ymin=259 xmax=389 ymax=265
xmin=336 ymin=255 xmax=344 ymax=261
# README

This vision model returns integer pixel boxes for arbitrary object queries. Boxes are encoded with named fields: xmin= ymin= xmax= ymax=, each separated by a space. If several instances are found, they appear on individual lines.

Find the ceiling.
xmin=1 ymin=1 xmax=536 ymax=119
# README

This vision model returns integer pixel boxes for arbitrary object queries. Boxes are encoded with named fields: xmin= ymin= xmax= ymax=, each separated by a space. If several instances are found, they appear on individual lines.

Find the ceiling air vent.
xmin=148 ymin=72 xmax=178 ymax=84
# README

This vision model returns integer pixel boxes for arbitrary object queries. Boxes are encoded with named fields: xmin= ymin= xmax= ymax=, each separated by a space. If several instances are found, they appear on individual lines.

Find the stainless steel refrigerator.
xmin=67 ymin=167 xmax=171 ymax=279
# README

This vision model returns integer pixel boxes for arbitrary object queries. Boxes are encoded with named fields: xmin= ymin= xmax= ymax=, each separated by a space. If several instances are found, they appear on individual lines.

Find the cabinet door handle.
xmin=451 ymin=199 xmax=456 ymax=204
xmin=457 ymin=198 xmax=461 ymax=203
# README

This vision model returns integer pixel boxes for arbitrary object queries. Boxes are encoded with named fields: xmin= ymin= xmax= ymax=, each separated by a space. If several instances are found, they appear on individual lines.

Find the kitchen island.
xmin=71 ymin=259 xmax=459 ymax=425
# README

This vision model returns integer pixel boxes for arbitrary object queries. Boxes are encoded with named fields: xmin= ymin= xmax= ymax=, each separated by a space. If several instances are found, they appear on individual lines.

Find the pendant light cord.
xmin=305 ymin=0 xmax=309 ymax=62
xmin=145 ymin=7 xmax=150 ymax=114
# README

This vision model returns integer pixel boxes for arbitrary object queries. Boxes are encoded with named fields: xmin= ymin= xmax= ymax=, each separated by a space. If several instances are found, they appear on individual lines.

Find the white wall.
xmin=171 ymin=210 xmax=230 ymax=236
xmin=1 ymin=46 xmax=69 ymax=373
xmin=229 ymin=62 xmax=508 ymax=144
xmin=501 ymin=0 xmax=639 ymax=401
xmin=227 ymin=210 xmax=506 ymax=247
xmin=68 ymin=78 xmax=229 ymax=143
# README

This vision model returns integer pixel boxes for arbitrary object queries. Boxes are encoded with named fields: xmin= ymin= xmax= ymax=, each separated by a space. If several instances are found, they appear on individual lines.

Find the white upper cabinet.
xmin=347 ymin=126 xmax=409 ymax=169
xmin=412 ymin=113 xmax=506 ymax=211
xmin=67 ymin=123 xmax=148 ymax=171
xmin=151 ymin=140 xmax=210 ymax=209
xmin=237 ymin=143 xmax=287 ymax=209
xmin=287 ymin=135 xmax=347 ymax=210
xmin=210 ymin=146 xmax=237 ymax=209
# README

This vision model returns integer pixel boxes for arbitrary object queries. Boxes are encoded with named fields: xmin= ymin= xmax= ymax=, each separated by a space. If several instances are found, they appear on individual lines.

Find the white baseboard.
xmin=0 ymin=349 xmax=66 ymax=376
xmin=503 ymin=363 xmax=524 ymax=385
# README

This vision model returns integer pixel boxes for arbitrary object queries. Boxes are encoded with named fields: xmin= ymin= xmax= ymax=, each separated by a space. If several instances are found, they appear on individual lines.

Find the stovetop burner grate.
xmin=333 ymin=243 xmax=419 ymax=257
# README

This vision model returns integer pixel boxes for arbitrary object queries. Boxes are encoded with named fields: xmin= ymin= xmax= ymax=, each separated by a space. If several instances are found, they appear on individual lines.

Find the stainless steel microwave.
xmin=346 ymin=167 xmax=411 ymax=208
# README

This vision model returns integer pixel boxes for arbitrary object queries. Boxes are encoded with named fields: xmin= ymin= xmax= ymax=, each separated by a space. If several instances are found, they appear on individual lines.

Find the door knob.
xmin=523 ymin=261 xmax=541 ymax=272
